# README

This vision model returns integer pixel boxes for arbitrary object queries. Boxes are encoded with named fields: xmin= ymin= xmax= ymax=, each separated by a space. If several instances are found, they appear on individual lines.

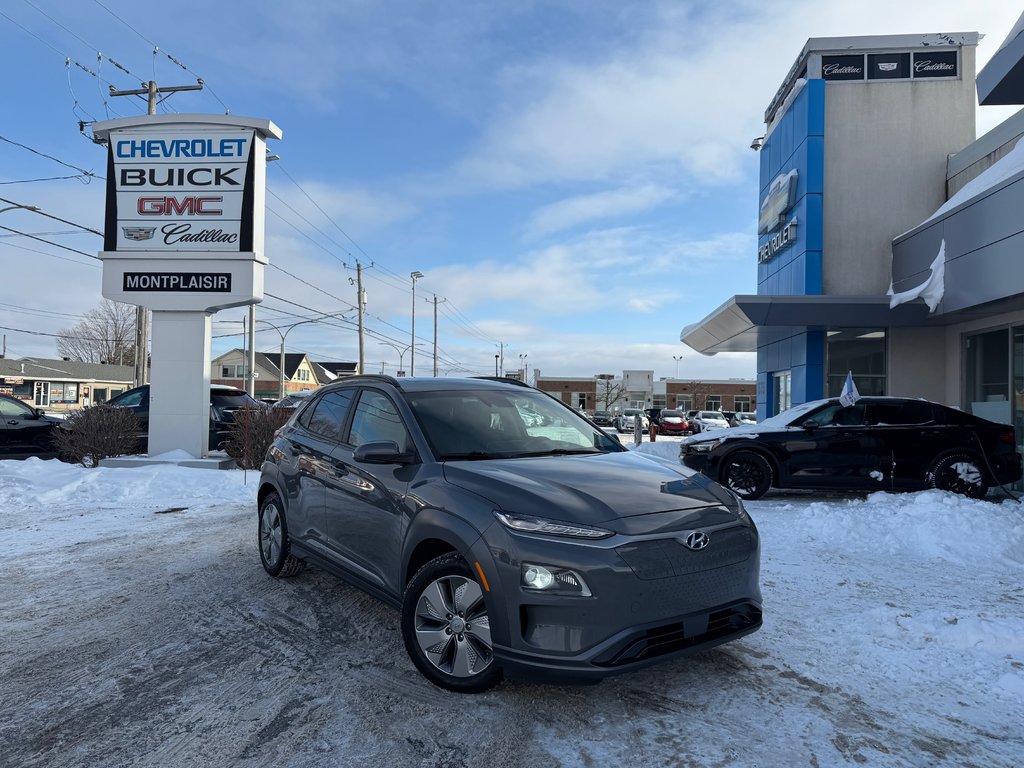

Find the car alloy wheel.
xmin=928 ymin=453 xmax=989 ymax=499
xmin=721 ymin=450 xmax=773 ymax=500
xmin=258 ymin=493 xmax=305 ymax=578
xmin=401 ymin=553 xmax=502 ymax=693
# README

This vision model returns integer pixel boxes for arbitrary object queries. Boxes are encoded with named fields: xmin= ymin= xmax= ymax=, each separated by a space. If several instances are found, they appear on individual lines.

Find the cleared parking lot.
xmin=2 ymin=457 xmax=1021 ymax=767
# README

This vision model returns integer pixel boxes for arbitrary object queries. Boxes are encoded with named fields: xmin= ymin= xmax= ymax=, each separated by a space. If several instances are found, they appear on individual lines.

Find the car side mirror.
xmin=801 ymin=420 xmax=817 ymax=431
xmin=353 ymin=440 xmax=416 ymax=465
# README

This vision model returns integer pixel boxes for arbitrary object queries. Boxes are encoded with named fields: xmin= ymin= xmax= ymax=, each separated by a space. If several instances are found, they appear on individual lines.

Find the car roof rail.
xmin=472 ymin=375 xmax=532 ymax=388
xmin=345 ymin=373 xmax=403 ymax=388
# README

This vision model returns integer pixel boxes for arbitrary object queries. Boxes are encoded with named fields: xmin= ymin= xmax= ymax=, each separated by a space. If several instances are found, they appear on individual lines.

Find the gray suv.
xmin=257 ymin=376 xmax=761 ymax=692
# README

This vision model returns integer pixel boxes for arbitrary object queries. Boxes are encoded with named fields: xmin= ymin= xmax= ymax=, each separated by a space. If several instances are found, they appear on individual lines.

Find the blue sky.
xmin=1 ymin=1 xmax=1020 ymax=381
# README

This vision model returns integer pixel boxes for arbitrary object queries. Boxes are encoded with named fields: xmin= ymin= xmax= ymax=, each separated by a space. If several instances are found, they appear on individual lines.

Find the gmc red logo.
xmin=137 ymin=196 xmax=224 ymax=216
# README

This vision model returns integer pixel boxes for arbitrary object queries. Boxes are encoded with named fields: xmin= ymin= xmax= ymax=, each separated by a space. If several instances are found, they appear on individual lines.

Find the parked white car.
xmin=691 ymin=410 xmax=730 ymax=431
xmin=614 ymin=408 xmax=649 ymax=434
xmin=730 ymin=411 xmax=757 ymax=427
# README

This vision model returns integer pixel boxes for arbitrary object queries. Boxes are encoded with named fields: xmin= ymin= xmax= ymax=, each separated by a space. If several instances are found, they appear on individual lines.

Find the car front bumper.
xmin=475 ymin=519 xmax=762 ymax=683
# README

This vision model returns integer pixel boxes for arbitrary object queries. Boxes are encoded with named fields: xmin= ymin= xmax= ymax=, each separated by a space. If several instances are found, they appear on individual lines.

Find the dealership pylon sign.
xmin=94 ymin=114 xmax=282 ymax=459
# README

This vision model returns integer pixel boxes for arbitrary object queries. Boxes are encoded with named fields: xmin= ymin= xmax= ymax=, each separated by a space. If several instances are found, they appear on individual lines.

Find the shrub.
xmin=223 ymin=405 xmax=291 ymax=470
xmin=54 ymin=405 xmax=143 ymax=467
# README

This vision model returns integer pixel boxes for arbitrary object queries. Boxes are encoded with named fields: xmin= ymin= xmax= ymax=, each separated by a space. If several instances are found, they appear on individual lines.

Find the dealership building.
xmin=681 ymin=20 xmax=1024 ymax=467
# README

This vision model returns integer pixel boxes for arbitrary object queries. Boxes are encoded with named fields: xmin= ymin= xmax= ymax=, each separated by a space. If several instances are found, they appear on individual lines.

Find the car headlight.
xmin=494 ymin=511 xmax=613 ymax=539
xmin=521 ymin=563 xmax=592 ymax=596
xmin=688 ymin=438 xmax=722 ymax=453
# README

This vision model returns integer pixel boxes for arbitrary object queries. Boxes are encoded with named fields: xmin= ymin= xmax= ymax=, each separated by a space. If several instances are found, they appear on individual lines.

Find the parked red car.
xmin=654 ymin=409 xmax=691 ymax=435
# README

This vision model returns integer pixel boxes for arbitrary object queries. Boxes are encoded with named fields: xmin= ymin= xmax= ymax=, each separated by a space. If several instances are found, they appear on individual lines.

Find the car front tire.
xmin=720 ymin=450 xmax=773 ymax=500
xmin=258 ymin=492 xmax=306 ymax=578
xmin=928 ymin=453 xmax=989 ymax=499
xmin=401 ymin=553 xmax=502 ymax=694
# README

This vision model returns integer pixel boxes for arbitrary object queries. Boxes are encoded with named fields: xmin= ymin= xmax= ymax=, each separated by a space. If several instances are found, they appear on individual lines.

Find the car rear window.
xmin=210 ymin=390 xmax=262 ymax=419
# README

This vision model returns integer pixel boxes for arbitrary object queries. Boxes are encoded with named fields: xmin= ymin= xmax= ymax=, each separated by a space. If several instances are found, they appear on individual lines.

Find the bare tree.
xmin=56 ymin=299 xmax=136 ymax=365
xmin=595 ymin=375 xmax=628 ymax=412
xmin=675 ymin=380 xmax=717 ymax=410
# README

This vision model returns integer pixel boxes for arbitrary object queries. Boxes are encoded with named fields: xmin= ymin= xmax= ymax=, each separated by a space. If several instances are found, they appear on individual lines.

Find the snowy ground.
xmin=1 ymin=445 xmax=1023 ymax=767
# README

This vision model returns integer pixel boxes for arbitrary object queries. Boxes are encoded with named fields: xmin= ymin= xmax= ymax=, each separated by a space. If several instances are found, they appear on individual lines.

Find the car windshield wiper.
xmin=515 ymin=448 xmax=604 ymax=457
xmin=437 ymin=451 xmax=498 ymax=461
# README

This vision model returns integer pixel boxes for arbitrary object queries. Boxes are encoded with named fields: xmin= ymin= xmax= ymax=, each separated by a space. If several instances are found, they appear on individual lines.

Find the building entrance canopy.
xmin=679 ymin=295 xmax=934 ymax=355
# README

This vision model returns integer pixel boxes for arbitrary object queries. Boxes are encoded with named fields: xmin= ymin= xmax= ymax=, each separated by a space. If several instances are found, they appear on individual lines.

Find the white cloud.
xmin=525 ymin=184 xmax=677 ymax=239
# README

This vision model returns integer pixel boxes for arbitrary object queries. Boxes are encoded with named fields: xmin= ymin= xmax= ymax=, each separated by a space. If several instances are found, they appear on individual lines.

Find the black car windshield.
xmin=408 ymin=389 xmax=623 ymax=460
xmin=211 ymin=390 xmax=262 ymax=420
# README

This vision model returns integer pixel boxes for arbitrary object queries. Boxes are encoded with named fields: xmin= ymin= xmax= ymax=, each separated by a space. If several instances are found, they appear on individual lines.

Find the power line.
xmin=0 ymin=225 xmax=100 ymax=260
xmin=271 ymin=164 xmax=373 ymax=263
xmin=0 ymin=174 xmax=93 ymax=185
xmin=0 ymin=197 xmax=103 ymax=236
xmin=0 ymin=134 xmax=100 ymax=180
xmin=90 ymin=0 xmax=231 ymax=114
xmin=265 ymin=189 xmax=352 ymax=264
xmin=22 ymin=0 xmax=144 ymax=82
xmin=0 ymin=239 xmax=101 ymax=268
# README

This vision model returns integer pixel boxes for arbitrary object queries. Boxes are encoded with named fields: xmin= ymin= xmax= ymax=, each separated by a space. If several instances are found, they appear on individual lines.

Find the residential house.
xmin=0 ymin=357 xmax=135 ymax=413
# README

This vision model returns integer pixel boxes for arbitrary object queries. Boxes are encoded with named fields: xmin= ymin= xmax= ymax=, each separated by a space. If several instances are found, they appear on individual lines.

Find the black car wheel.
xmin=721 ymin=451 xmax=773 ymax=500
xmin=401 ymin=553 xmax=502 ymax=693
xmin=928 ymin=453 xmax=989 ymax=499
xmin=258 ymin=493 xmax=305 ymax=577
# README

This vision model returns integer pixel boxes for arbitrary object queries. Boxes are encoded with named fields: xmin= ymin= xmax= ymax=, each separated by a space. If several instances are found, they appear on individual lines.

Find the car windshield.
xmin=661 ymin=410 xmax=683 ymax=418
xmin=752 ymin=399 xmax=831 ymax=429
xmin=211 ymin=390 xmax=262 ymax=420
xmin=407 ymin=389 xmax=623 ymax=460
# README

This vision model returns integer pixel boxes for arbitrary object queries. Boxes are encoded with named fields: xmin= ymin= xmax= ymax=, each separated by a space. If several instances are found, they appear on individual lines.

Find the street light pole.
xmin=256 ymin=316 xmax=344 ymax=399
xmin=673 ymin=355 xmax=684 ymax=378
xmin=379 ymin=341 xmax=413 ymax=375
xmin=410 ymin=271 xmax=424 ymax=376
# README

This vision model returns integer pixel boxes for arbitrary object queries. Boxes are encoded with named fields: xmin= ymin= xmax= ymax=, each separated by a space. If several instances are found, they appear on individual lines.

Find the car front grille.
xmin=615 ymin=526 xmax=753 ymax=580
xmin=592 ymin=602 xmax=762 ymax=667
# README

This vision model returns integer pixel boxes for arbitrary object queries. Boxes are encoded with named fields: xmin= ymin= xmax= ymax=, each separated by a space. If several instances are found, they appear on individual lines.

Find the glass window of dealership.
xmin=681 ymin=25 xmax=1024 ymax=475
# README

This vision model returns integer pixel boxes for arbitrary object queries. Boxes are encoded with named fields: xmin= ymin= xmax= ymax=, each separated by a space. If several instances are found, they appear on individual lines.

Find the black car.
xmin=258 ymin=375 xmax=761 ymax=693
xmin=108 ymin=383 xmax=262 ymax=452
xmin=0 ymin=393 xmax=61 ymax=459
xmin=591 ymin=410 xmax=613 ymax=427
xmin=680 ymin=396 xmax=1022 ymax=500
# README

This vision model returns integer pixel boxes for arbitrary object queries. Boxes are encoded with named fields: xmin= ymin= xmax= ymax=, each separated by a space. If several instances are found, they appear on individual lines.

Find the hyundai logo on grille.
xmin=684 ymin=531 xmax=710 ymax=551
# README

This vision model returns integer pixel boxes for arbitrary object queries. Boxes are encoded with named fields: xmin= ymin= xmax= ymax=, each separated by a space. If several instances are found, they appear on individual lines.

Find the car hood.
xmin=684 ymin=423 xmax=767 ymax=444
xmin=441 ymin=450 xmax=743 ymax=533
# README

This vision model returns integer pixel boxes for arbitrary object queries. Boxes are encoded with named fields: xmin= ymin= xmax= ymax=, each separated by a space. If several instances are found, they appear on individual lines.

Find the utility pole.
xmin=431 ymin=295 xmax=446 ymax=377
xmin=108 ymin=79 xmax=204 ymax=388
xmin=410 ymin=271 xmax=423 ymax=376
xmin=357 ymin=263 xmax=366 ymax=374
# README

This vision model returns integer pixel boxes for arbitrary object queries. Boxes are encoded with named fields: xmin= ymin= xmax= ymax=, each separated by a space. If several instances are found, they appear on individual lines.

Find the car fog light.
xmin=521 ymin=563 xmax=592 ymax=596
xmin=523 ymin=565 xmax=554 ymax=589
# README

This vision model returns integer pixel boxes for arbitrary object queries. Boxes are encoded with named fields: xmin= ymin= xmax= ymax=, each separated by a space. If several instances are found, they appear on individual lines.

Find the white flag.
xmin=839 ymin=371 xmax=860 ymax=408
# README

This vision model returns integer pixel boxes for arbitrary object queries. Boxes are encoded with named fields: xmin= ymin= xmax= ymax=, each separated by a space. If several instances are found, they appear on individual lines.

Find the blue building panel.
xmin=755 ymin=78 xmax=827 ymax=414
